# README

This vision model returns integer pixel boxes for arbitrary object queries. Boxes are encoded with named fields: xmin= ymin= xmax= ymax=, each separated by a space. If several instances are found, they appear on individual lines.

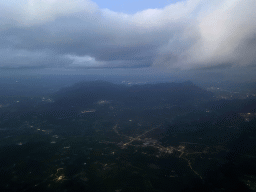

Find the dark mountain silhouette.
xmin=51 ymin=80 xmax=213 ymax=109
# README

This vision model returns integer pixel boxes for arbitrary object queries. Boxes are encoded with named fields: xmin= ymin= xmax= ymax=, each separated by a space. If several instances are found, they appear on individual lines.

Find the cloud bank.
xmin=0 ymin=0 xmax=255 ymax=70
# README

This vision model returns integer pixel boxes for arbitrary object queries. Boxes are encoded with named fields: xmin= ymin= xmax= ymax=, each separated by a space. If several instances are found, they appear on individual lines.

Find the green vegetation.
xmin=0 ymin=81 xmax=255 ymax=191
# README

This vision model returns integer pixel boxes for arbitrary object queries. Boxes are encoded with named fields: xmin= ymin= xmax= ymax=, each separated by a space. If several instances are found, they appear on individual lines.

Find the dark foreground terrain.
xmin=0 ymin=81 xmax=256 ymax=192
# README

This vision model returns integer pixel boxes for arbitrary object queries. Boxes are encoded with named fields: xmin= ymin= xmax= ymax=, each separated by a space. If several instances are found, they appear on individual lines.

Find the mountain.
xmin=51 ymin=80 xmax=213 ymax=109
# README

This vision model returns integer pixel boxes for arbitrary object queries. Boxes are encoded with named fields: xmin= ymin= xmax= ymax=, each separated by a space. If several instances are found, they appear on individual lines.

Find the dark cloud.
xmin=0 ymin=0 xmax=255 ymax=70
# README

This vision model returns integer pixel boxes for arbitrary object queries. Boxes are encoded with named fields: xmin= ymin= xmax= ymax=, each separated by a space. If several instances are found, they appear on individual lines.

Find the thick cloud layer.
xmin=0 ymin=0 xmax=255 ymax=69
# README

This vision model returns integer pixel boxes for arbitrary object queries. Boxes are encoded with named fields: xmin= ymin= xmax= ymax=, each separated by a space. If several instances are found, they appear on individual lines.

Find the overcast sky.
xmin=0 ymin=0 xmax=255 ymax=75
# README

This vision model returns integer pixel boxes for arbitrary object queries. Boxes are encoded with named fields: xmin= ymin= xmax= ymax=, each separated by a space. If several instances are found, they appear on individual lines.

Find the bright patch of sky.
xmin=92 ymin=0 xmax=184 ymax=14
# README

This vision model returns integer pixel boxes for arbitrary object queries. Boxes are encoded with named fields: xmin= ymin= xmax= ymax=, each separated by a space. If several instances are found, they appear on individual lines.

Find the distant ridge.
xmin=51 ymin=80 xmax=212 ymax=109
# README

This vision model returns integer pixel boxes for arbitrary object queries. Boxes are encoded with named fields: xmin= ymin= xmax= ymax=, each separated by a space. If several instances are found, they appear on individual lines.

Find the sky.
xmin=92 ymin=0 xmax=183 ymax=14
xmin=0 ymin=0 xmax=256 ymax=79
